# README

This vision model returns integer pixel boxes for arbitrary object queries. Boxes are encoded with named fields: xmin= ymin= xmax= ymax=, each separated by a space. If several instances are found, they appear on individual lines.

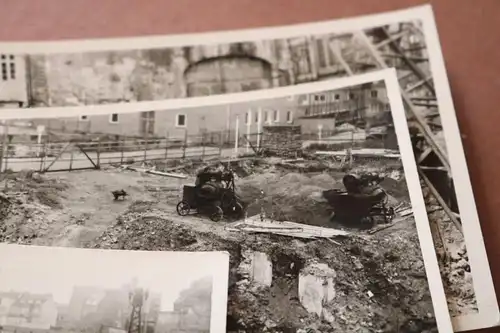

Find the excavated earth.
xmin=0 ymin=158 xmax=448 ymax=333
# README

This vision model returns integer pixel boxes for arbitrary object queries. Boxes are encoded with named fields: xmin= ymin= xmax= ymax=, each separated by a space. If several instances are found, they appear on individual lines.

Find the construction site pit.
xmin=0 ymin=155 xmax=454 ymax=333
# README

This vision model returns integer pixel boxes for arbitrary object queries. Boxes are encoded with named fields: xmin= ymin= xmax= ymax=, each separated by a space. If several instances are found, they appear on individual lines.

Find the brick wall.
xmin=261 ymin=125 xmax=302 ymax=156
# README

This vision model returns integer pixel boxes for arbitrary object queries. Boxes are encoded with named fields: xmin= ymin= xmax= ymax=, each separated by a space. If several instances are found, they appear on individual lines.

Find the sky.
xmin=0 ymin=245 xmax=227 ymax=311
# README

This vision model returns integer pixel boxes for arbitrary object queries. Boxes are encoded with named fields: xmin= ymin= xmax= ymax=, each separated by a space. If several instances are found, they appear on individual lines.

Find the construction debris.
xmin=227 ymin=215 xmax=349 ymax=240
xmin=121 ymin=165 xmax=188 ymax=179
xmin=0 ymin=156 xmax=445 ymax=331
xmin=315 ymin=148 xmax=400 ymax=159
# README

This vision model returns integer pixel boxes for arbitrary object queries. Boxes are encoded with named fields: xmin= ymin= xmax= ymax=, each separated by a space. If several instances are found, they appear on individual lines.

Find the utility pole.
xmin=256 ymin=108 xmax=262 ymax=150
xmin=225 ymin=105 xmax=231 ymax=145
xmin=234 ymin=116 xmax=240 ymax=157
xmin=246 ymin=109 xmax=251 ymax=153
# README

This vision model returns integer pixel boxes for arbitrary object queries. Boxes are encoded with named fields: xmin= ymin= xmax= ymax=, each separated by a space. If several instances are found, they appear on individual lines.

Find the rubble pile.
xmin=88 ymin=208 xmax=437 ymax=333
xmin=422 ymin=186 xmax=477 ymax=316
xmin=0 ymin=171 xmax=69 ymax=244
xmin=0 ymin=158 xmax=441 ymax=332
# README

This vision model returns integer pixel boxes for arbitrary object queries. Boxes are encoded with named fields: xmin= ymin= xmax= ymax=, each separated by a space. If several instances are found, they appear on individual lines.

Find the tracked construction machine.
xmin=176 ymin=163 xmax=246 ymax=222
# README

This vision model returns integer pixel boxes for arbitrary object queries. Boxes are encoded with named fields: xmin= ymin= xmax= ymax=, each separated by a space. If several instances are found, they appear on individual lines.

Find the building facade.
xmin=0 ymin=292 xmax=58 ymax=330
xmin=28 ymin=81 xmax=389 ymax=145
xmin=24 ymin=32 xmax=382 ymax=108
xmin=0 ymin=54 xmax=28 ymax=107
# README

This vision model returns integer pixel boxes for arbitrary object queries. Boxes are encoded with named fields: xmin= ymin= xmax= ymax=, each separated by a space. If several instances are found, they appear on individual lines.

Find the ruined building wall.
xmin=27 ymin=34 xmax=378 ymax=108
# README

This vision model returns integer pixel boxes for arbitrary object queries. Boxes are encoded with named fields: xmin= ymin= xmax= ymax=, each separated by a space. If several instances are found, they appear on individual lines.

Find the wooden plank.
xmin=145 ymin=169 xmax=188 ymax=179
xmin=244 ymin=229 xmax=318 ymax=239
xmin=329 ymin=40 xmax=354 ymax=75
xmin=419 ymin=168 xmax=463 ymax=235
xmin=315 ymin=150 xmax=400 ymax=159
xmin=244 ymin=215 xmax=349 ymax=237
xmin=417 ymin=147 xmax=433 ymax=163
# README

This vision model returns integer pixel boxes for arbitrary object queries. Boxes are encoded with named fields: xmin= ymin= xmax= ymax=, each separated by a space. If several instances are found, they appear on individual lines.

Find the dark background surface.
xmin=0 ymin=0 xmax=499 ymax=332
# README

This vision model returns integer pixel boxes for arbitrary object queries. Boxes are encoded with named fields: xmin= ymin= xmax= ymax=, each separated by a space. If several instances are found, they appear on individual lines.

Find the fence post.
xmin=201 ymin=132 xmax=206 ymax=160
xmin=143 ymin=137 xmax=148 ymax=163
xmin=69 ymin=146 xmax=74 ymax=171
xmin=39 ymin=142 xmax=46 ymax=172
xmin=164 ymin=132 xmax=169 ymax=161
xmin=234 ymin=116 xmax=240 ymax=157
xmin=218 ymin=131 xmax=223 ymax=157
xmin=182 ymin=130 xmax=187 ymax=160
xmin=256 ymin=107 xmax=262 ymax=149
xmin=120 ymin=138 xmax=125 ymax=165
xmin=96 ymin=139 xmax=101 ymax=169
xmin=3 ymin=139 xmax=10 ymax=173
xmin=0 ymin=121 xmax=8 ymax=173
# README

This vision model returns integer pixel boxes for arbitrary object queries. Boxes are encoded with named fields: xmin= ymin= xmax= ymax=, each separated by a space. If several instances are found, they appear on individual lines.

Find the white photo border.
xmin=0 ymin=244 xmax=230 ymax=333
xmin=0 ymin=69 xmax=454 ymax=333
xmin=0 ymin=5 xmax=496 ymax=331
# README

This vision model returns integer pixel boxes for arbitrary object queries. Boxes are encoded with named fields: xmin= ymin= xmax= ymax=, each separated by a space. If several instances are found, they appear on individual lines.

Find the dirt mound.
xmin=238 ymin=172 xmax=334 ymax=226
xmin=88 ymin=211 xmax=436 ymax=333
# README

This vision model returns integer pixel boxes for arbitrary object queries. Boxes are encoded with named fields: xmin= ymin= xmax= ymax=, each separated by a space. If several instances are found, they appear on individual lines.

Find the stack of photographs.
xmin=0 ymin=4 xmax=497 ymax=333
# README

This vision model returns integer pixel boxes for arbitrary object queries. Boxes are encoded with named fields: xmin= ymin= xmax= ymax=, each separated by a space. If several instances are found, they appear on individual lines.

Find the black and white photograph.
xmin=0 ymin=244 xmax=230 ymax=333
xmin=0 ymin=72 xmax=453 ymax=332
xmin=0 ymin=5 xmax=496 ymax=331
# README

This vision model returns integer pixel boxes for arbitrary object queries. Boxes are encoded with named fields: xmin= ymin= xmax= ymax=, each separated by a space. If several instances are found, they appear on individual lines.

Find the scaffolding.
xmin=325 ymin=22 xmax=462 ymax=236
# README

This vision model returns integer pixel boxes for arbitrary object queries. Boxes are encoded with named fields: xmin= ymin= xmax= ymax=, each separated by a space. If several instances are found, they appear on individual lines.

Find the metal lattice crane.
xmin=127 ymin=287 xmax=149 ymax=333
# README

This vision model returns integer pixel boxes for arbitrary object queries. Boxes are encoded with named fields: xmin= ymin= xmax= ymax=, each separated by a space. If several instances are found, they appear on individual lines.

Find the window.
xmin=334 ymin=94 xmax=340 ymax=100
xmin=348 ymin=93 xmax=355 ymax=100
xmin=286 ymin=111 xmax=293 ymax=123
xmin=371 ymin=90 xmax=378 ymax=98
xmin=1 ymin=55 xmax=14 ymax=80
xmin=9 ymin=61 xmax=15 ymax=79
xmin=1 ymin=62 xmax=7 ymax=81
xmin=314 ymin=95 xmax=319 ymax=101
xmin=79 ymin=115 xmax=89 ymax=121
xmin=109 ymin=113 xmax=119 ymax=123
xmin=319 ymin=95 xmax=326 ymax=101
xmin=273 ymin=110 xmax=279 ymax=122
xmin=254 ymin=112 xmax=259 ymax=123
xmin=176 ymin=114 xmax=186 ymax=127
xmin=264 ymin=111 xmax=270 ymax=123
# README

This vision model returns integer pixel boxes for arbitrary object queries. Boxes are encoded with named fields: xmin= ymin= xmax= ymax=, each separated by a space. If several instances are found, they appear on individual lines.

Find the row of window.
xmin=244 ymin=109 xmax=293 ymax=125
xmin=79 ymin=114 xmax=120 ymax=123
xmin=78 ymin=110 xmax=292 ymax=127
xmin=80 ymin=113 xmax=183 ymax=126
xmin=312 ymin=90 xmax=378 ymax=102
xmin=1 ymin=54 xmax=16 ymax=81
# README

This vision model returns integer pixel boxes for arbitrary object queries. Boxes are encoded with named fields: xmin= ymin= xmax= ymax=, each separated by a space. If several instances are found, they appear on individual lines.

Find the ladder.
xmin=328 ymin=24 xmax=462 ymax=234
